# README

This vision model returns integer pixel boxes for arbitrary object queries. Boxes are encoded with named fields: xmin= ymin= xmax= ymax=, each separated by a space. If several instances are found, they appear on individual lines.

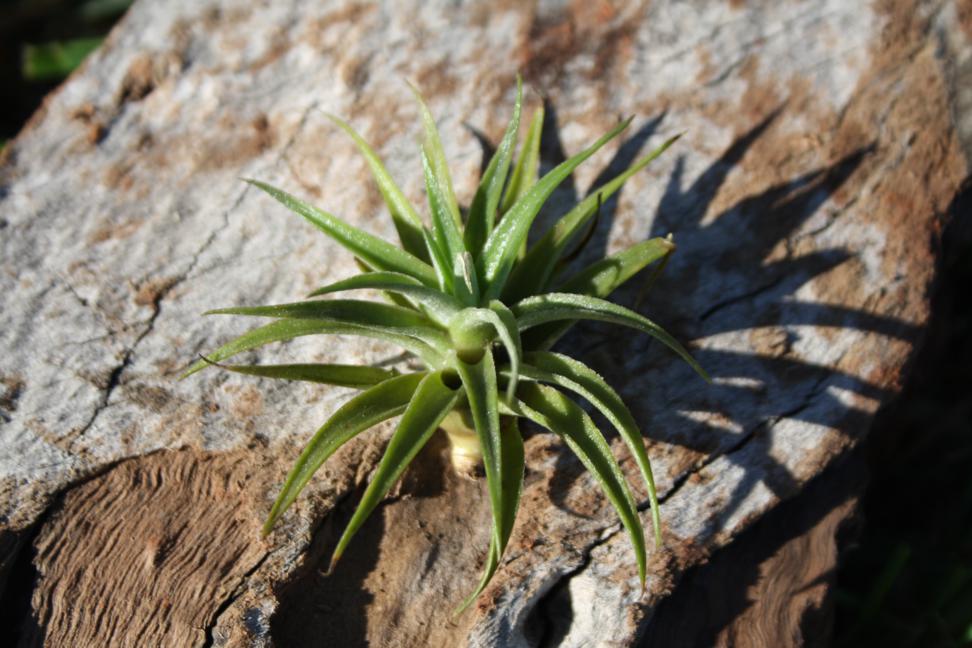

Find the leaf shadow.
xmin=522 ymin=104 xmax=913 ymax=543
xmin=269 ymin=485 xmax=380 ymax=648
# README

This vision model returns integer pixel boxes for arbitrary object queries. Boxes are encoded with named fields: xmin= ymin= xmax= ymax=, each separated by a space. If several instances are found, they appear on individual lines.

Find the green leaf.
xmin=457 ymin=251 xmax=480 ymax=305
xmin=22 ymin=38 xmax=102 ymax=81
xmin=458 ymin=541 xmax=500 ymax=616
xmin=453 ymin=351 xmax=525 ymax=613
xmin=523 ymin=237 xmax=675 ymax=350
xmin=488 ymin=300 xmax=521 ymax=400
xmin=325 ymin=114 xmax=429 ymax=261
xmin=456 ymin=417 xmax=524 ymax=613
xmin=559 ymin=236 xmax=675 ymax=296
xmin=478 ymin=118 xmax=632 ymax=301
xmin=408 ymin=83 xmax=462 ymax=229
xmin=352 ymin=258 xmax=420 ymax=311
xmin=264 ymin=372 xmax=426 ymax=533
xmin=499 ymin=104 xmax=544 ymax=215
xmin=422 ymin=149 xmax=475 ymax=304
xmin=456 ymin=348 xmax=506 ymax=555
xmin=79 ymin=0 xmax=134 ymax=22
xmin=245 ymin=180 xmax=437 ymax=287
xmin=512 ymin=352 xmax=662 ymax=547
xmin=505 ymin=135 xmax=680 ymax=302
xmin=512 ymin=382 xmax=646 ymax=587
xmin=198 ymin=359 xmax=397 ymax=388
xmin=206 ymin=298 xmax=450 ymax=350
xmin=330 ymin=370 xmax=460 ymax=568
xmin=513 ymin=292 xmax=708 ymax=381
xmin=447 ymin=306 xmax=521 ymax=402
xmin=182 ymin=318 xmax=440 ymax=378
xmin=465 ymin=80 xmax=523 ymax=256
xmin=497 ymin=416 xmax=524 ymax=558
xmin=422 ymin=225 xmax=455 ymax=293
xmin=308 ymin=271 xmax=462 ymax=326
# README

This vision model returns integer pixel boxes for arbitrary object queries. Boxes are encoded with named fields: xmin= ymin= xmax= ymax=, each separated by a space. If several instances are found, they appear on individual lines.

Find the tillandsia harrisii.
xmin=184 ymin=79 xmax=708 ymax=611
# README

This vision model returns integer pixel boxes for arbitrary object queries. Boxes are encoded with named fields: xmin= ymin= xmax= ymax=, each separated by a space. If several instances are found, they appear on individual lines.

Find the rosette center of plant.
xmin=449 ymin=307 xmax=499 ymax=364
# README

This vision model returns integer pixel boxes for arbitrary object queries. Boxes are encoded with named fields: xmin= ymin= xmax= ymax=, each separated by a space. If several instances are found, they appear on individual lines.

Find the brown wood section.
xmin=640 ymin=452 xmax=864 ymax=648
xmin=23 ymin=449 xmax=269 ymax=647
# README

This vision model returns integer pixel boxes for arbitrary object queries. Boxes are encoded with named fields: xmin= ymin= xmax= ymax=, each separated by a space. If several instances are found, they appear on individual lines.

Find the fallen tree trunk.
xmin=1 ymin=1 xmax=969 ymax=646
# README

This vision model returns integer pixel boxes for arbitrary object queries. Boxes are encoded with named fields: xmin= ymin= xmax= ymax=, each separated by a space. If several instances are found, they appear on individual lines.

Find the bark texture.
xmin=1 ymin=0 xmax=970 ymax=646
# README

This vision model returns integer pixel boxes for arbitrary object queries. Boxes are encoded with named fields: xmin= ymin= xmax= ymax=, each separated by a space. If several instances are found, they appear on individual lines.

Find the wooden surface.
xmin=0 ymin=0 xmax=969 ymax=645
xmin=639 ymin=450 xmax=864 ymax=648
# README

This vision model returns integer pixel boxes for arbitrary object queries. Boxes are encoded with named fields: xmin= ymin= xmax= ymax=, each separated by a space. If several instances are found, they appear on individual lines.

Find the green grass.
xmin=22 ymin=37 xmax=102 ymax=81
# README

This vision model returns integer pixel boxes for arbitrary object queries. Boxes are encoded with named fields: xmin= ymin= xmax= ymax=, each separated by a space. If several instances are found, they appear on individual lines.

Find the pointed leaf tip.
xmin=327 ymin=370 xmax=459 ymax=573
xmin=245 ymin=179 xmax=437 ymax=286
xmin=465 ymin=79 xmax=524 ymax=256
xmin=480 ymin=116 xmax=634 ymax=300
xmin=263 ymin=372 xmax=426 ymax=534
xmin=513 ymin=383 xmax=646 ymax=586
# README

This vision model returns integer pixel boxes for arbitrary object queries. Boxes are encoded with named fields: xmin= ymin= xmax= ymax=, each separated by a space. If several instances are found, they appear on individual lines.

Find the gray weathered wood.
xmin=1 ymin=0 xmax=969 ymax=645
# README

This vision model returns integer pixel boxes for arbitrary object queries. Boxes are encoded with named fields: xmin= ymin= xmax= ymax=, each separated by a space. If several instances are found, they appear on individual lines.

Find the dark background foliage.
xmin=0 ymin=2 xmax=968 ymax=645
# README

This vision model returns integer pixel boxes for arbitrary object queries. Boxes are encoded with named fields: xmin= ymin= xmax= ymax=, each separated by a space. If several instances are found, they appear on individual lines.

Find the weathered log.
xmin=639 ymin=448 xmax=865 ymax=648
xmin=1 ymin=1 xmax=969 ymax=646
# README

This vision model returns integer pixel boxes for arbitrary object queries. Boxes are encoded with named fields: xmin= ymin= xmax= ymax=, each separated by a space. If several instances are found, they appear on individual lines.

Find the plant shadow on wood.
xmin=643 ymin=222 xmax=972 ymax=646
xmin=269 ymin=477 xmax=381 ymax=648
xmin=541 ymin=106 xmax=903 ymax=525
xmin=270 ymin=432 xmax=490 ymax=647
xmin=638 ymin=447 xmax=866 ymax=648
xmin=519 ymin=104 xmax=921 ymax=642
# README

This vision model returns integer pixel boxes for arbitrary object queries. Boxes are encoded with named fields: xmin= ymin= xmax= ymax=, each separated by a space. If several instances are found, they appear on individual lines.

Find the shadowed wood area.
xmin=639 ymin=451 xmax=864 ymax=648
xmin=270 ymin=434 xmax=493 ymax=647
xmin=0 ymin=0 xmax=969 ymax=645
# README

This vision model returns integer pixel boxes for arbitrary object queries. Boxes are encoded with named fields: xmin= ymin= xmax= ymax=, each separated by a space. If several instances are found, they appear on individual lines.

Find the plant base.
xmin=440 ymin=410 xmax=483 ymax=479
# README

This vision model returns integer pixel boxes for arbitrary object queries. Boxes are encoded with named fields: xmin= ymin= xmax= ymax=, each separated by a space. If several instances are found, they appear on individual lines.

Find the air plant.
xmin=184 ymin=79 xmax=707 ymax=610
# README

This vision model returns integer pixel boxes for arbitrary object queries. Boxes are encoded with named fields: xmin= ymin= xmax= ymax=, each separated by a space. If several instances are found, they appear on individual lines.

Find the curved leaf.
xmin=352 ymin=258 xmax=420 ymax=311
xmin=456 ymin=348 xmax=505 ymax=554
xmin=524 ymin=237 xmax=675 ymax=350
xmin=408 ymin=83 xmax=462 ymax=228
xmin=558 ymin=236 xmax=675 ymax=297
xmin=308 ymin=271 xmax=462 ymax=325
xmin=199 ymin=360 xmax=397 ymax=388
xmin=245 ymin=179 xmax=437 ymax=286
xmin=329 ymin=370 xmax=460 ymax=568
xmin=465 ymin=79 xmax=523 ymax=256
xmin=422 ymin=224 xmax=454 ymax=293
xmin=511 ymin=351 xmax=662 ymax=546
xmin=182 ymin=318 xmax=440 ymax=377
xmin=448 ymin=306 xmax=521 ymax=402
xmin=499 ymin=103 xmax=544 ymax=215
xmin=512 ymin=293 xmax=709 ymax=381
xmin=458 ymin=541 xmax=499 ymax=616
xmin=206 ymin=298 xmax=450 ymax=349
xmin=478 ymin=118 xmax=632 ymax=301
xmin=263 ymin=372 xmax=426 ymax=534
xmin=506 ymin=136 xmax=680 ymax=301
xmin=512 ymin=382 xmax=646 ymax=587
xmin=325 ymin=113 xmax=428 ymax=260
xmin=422 ymin=149 xmax=475 ymax=304
xmin=488 ymin=300 xmax=522 ymax=400
xmin=456 ymin=417 xmax=524 ymax=613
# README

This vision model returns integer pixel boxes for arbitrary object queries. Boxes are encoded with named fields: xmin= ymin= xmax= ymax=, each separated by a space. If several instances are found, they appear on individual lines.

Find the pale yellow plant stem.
xmin=439 ymin=409 xmax=482 ymax=476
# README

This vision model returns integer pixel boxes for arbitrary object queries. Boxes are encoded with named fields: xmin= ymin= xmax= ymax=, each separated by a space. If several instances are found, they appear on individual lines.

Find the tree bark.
xmin=1 ymin=1 xmax=969 ymax=646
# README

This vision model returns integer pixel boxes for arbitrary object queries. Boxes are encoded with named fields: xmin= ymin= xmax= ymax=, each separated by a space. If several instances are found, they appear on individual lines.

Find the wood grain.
xmin=24 ymin=450 xmax=268 ymax=647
